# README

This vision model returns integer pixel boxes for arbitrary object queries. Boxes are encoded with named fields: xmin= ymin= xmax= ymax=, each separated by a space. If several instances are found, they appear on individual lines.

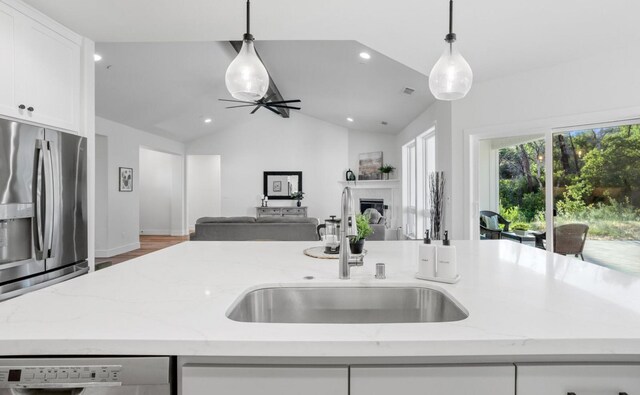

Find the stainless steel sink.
xmin=226 ymin=286 xmax=468 ymax=324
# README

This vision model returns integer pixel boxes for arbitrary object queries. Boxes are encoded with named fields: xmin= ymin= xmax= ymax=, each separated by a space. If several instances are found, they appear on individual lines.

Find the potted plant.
xmin=350 ymin=213 xmax=374 ymax=254
xmin=511 ymin=222 xmax=530 ymax=236
xmin=291 ymin=191 xmax=305 ymax=207
xmin=378 ymin=164 xmax=396 ymax=180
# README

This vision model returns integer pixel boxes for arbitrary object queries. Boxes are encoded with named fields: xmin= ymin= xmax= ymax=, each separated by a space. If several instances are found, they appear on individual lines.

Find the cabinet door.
xmin=182 ymin=366 xmax=348 ymax=395
xmin=14 ymin=14 xmax=80 ymax=132
xmin=351 ymin=365 xmax=515 ymax=395
xmin=0 ymin=2 xmax=18 ymax=117
xmin=517 ymin=364 xmax=640 ymax=395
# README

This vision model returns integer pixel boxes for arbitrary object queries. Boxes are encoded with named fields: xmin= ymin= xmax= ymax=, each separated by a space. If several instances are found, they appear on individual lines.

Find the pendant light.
xmin=225 ymin=0 xmax=269 ymax=101
xmin=429 ymin=0 xmax=473 ymax=101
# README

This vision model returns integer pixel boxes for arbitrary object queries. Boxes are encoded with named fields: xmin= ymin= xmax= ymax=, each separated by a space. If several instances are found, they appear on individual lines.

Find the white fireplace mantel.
xmin=337 ymin=179 xmax=400 ymax=189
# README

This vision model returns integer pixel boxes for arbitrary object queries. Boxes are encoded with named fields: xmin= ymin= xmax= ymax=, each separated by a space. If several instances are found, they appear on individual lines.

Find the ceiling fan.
xmin=219 ymin=95 xmax=301 ymax=116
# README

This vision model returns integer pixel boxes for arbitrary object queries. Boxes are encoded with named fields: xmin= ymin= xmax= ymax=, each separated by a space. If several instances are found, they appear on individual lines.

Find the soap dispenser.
xmin=436 ymin=231 xmax=458 ymax=280
xmin=418 ymin=230 xmax=437 ymax=278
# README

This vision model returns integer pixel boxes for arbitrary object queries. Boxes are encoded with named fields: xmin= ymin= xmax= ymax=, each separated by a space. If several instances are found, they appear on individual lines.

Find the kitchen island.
xmin=1 ymin=240 xmax=639 ymax=394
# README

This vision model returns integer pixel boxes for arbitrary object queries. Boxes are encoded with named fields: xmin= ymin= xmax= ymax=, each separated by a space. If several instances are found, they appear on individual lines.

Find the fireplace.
xmin=360 ymin=198 xmax=386 ymax=214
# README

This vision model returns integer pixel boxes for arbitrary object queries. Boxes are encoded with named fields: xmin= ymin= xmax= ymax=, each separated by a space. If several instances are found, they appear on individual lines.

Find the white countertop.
xmin=0 ymin=240 xmax=639 ymax=359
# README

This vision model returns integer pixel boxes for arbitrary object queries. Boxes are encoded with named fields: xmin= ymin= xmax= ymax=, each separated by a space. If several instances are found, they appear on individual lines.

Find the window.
xmin=403 ymin=127 xmax=436 ymax=239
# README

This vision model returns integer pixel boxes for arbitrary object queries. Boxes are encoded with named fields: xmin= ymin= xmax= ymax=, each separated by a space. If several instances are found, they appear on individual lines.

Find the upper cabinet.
xmin=0 ymin=1 xmax=81 ymax=133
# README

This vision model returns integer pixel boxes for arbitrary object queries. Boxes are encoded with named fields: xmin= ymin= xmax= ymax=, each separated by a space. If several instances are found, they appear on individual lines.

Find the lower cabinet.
xmin=517 ymin=364 xmax=640 ymax=395
xmin=350 ymin=365 xmax=515 ymax=395
xmin=181 ymin=366 xmax=348 ymax=395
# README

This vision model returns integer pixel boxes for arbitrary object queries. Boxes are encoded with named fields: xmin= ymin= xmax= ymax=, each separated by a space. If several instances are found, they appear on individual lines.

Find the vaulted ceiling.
xmin=24 ymin=0 xmax=640 ymax=141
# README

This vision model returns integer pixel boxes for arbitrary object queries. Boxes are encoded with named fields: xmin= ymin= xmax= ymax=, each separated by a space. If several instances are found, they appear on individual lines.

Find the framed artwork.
xmin=263 ymin=171 xmax=302 ymax=199
xmin=358 ymin=151 xmax=383 ymax=180
xmin=119 ymin=167 xmax=133 ymax=192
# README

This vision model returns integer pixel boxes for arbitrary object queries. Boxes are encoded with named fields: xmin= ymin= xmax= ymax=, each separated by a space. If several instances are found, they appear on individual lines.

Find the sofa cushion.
xmin=197 ymin=216 xmax=256 ymax=224
xmin=257 ymin=216 xmax=319 ymax=225
xmin=363 ymin=208 xmax=383 ymax=224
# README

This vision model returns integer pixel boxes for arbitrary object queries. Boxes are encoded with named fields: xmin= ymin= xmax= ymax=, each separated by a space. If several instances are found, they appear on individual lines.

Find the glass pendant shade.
xmin=429 ymin=43 xmax=473 ymax=101
xmin=225 ymin=39 xmax=269 ymax=101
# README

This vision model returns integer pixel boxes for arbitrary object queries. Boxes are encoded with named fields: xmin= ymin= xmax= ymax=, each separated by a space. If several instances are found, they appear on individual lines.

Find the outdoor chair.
xmin=534 ymin=223 xmax=589 ymax=260
xmin=479 ymin=210 xmax=511 ymax=240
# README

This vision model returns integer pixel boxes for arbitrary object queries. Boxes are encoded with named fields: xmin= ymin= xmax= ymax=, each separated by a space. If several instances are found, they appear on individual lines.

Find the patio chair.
xmin=534 ymin=223 xmax=589 ymax=260
xmin=479 ymin=210 xmax=510 ymax=240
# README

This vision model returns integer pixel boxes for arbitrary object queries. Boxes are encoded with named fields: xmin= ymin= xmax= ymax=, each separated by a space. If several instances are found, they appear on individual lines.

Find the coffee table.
xmin=502 ymin=231 xmax=536 ymax=244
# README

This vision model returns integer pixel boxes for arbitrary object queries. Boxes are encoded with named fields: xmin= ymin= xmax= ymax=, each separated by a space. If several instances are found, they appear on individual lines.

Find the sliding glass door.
xmin=550 ymin=123 xmax=640 ymax=274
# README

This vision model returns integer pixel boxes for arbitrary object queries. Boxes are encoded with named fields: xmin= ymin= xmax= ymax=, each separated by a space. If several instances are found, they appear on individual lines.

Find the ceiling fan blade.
xmin=225 ymin=104 xmax=258 ymax=109
xmin=266 ymin=104 xmax=302 ymax=110
xmin=219 ymin=98 xmax=256 ymax=104
xmin=263 ymin=105 xmax=282 ymax=116
xmin=266 ymin=99 xmax=302 ymax=105
xmin=250 ymin=105 xmax=261 ymax=114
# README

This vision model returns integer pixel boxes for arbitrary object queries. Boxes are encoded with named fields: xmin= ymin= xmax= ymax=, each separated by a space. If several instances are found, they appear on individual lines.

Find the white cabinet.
xmin=0 ymin=1 xmax=81 ymax=132
xmin=517 ymin=364 xmax=640 ymax=395
xmin=181 ymin=366 xmax=348 ymax=395
xmin=350 ymin=365 xmax=515 ymax=395
xmin=0 ymin=2 xmax=17 ymax=116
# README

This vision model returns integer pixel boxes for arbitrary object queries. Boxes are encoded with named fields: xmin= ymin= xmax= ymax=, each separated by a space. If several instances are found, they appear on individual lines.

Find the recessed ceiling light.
xmin=347 ymin=117 xmax=354 ymax=122
xmin=204 ymin=118 xmax=212 ymax=124
xmin=93 ymin=53 xmax=102 ymax=62
xmin=359 ymin=52 xmax=371 ymax=60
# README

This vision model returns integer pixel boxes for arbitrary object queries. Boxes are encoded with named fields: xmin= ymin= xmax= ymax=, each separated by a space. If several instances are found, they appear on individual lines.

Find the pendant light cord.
xmin=445 ymin=0 xmax=457 ymax=43
xmin=246 ymin=0 xmax=251 ymax=35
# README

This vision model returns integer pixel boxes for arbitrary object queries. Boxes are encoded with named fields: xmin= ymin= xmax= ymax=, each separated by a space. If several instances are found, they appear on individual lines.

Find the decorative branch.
xmin=429 ymin=171 xmax=446 ymax=240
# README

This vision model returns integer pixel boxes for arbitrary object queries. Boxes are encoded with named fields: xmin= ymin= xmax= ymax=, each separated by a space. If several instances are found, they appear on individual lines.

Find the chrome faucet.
xmin=339 ymin=187 xmax=363 ymax=279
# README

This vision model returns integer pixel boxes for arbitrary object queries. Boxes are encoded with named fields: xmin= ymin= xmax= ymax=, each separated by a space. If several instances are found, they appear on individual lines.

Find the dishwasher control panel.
xmin=0 ymin=365 xmax=121 ymax=387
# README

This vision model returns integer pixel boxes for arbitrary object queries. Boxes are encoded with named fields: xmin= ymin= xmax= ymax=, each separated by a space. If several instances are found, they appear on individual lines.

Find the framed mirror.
xmin=263 ymin=171 xmax=302 ymax=200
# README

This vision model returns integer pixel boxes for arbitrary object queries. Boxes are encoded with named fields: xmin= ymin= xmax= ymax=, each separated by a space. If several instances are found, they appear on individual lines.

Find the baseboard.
xmin=140 ymin=229 xmax=189 ymax=236
xmin=95 ymin=242 xmax=141 ymax=258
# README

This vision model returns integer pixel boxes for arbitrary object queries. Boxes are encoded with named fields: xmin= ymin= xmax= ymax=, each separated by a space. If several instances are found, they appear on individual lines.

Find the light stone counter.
xmin=0 ymin=240 xmax=639 ymax=359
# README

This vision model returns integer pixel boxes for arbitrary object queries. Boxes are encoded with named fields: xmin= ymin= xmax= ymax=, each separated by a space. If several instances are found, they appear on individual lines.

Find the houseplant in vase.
xmin=378 ymin=164 xmax=396 ymax=180
xmin=350 ymin=213 xmax=374 ymax=254
xmin=291 ymin=191 xmax=305 ymax=207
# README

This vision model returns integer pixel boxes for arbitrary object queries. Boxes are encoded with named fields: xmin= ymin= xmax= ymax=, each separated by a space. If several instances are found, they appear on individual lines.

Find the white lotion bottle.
xmin=418 ymin=230 xmax=437 ymax=277
xmin=436 ymin=231 xmax=457 ymax=279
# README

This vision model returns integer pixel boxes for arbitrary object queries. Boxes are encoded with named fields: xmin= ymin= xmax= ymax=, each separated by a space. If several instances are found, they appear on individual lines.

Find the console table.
xmin=256 ymin=206 xmax=308 ymax=218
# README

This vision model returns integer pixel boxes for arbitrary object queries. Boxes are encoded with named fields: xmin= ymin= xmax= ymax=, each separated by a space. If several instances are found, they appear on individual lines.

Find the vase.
xmin=382 ymin=173 xmax=390 ymax=180
xmin=350 ymin=239 xmax=365 ymax=254
xmin=296 ymin=200 xmax=301 ymax=207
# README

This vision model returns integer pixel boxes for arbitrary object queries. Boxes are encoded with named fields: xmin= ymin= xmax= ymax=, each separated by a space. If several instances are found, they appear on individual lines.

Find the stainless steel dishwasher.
xmin=0 ymin=357 xmax=171 ymax=394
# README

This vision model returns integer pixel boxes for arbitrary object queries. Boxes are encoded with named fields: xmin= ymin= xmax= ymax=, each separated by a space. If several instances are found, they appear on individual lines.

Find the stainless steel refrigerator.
xmin=0 ymin=118 xmax=88 ymax=301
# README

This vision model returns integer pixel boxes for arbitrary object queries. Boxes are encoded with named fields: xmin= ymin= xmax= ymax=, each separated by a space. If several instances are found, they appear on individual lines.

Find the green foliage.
xmin=353 ymin=213 xmax=374 ymax=242
xmin=511 ymin=222 xmax=531 ymax=231
xmin=500 ymin=206 xmax=522 ymax=223
xmin=290 ymin=191 xmax=305 ymax=200
xmin=556 ymin=181 xmax=592 ymax=219
xmin=521 ymin=192 xmax=545 ymax=221
xmin=378 ymin=164 xmax=396 ymax=173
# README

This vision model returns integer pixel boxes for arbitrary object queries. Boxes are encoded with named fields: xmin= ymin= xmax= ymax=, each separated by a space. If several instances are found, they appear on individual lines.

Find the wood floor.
xmin=96 ymin=235 xmax=189 ymax=267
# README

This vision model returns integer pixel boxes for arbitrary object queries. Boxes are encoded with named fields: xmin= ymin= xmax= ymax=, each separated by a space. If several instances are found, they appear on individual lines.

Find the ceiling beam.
xmin=229 ymin=41 xmax=290 ymax=118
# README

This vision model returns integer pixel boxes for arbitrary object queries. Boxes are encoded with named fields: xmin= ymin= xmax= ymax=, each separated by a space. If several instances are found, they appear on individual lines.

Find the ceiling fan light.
xmin=429 ymin=44 xmax=473 ymax=101
xmin=225 ymin=39 xmax=269 ymax=102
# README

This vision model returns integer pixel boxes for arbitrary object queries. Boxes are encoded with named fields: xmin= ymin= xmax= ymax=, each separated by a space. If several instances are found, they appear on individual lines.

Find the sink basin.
xmin=226 ymin=286 xmax=468 ymax=324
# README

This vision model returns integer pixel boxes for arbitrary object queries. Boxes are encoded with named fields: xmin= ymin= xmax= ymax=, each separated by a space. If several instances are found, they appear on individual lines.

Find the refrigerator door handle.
xmin=34 ymin=142 xmax=45 ymax=257
xmin=43 ymin=141 xmax=55 ymax=259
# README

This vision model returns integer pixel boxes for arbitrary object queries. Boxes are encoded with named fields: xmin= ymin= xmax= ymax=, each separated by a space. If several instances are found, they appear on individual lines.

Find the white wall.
xmin=187 ymin=155 xmax=222 ymax=231
xmin=95 ymin=116 xmax=186 ymax=257
xmin=187 ymin=111 xmax=349 ymax=220
xmin=451 ymin=44 xmax=640 ymax=239
xmin=94 ymin=134 xmax=108 ymax=252
xmin=347 ymin=130 xmax=398 ymax=179
xmin=477 ymin=140 xmax=498 ymax=213
xmin=139 ymin=148 xmax=184 ymax=235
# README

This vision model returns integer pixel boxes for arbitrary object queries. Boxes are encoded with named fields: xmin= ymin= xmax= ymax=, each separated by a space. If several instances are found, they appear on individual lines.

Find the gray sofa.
xmin=191 ymin=216 xmax=320 ymax=241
